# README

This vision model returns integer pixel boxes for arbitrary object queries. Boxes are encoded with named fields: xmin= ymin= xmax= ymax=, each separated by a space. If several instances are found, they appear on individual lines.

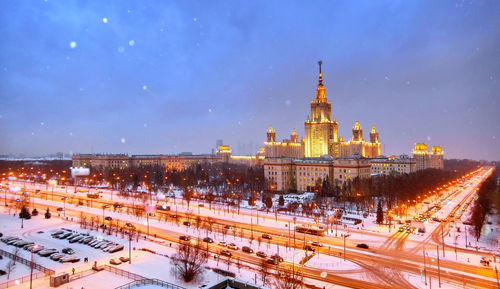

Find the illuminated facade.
xmin=412 ymin=143 xmax=444 ymax=170
xmin=267 ymin=61 xmax=381 ymax=160
xmin=264 ymin=126 xmax=304 ymax=159
xmin=370 ymin=155 xmax=416 ymax=175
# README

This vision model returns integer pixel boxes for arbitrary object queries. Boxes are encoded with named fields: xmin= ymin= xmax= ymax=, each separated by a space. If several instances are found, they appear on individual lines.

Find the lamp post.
xmin=30 ymin=245 xmax=38 ymax=289
xmin=62 ymin=197 xmax=69 ymax=217
xmin=102 ymin=205 xmax=109 ymax=224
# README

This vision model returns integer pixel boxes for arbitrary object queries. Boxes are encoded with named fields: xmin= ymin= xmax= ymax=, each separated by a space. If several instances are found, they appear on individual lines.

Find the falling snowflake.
xmin=406 ymin=80 xmax=411 ymax=85
xmin=427 ymin=136 xmax=431 ymax=141
xmin=193 ymin=18 xmax=197 ymax=22
xmin=129 ymin=40 xmax=135 ymax=46
xmin=69 ymin=132 xmax=73 ymax=137
xmin=31 ymin=132 xmax=35 ymax=136
xmin=385 ymin=76 xmax=390 ymax=80
xmin=121 ymin=138 xmax=126 ymax=144
xmin=143 ymin=123 xmax=147 ymax=128
xmin=102 ymin=17 xmax=108 ymax=23
xmin=142 ymin=85 xmax=148 ymax=90
xmin=285 ymin=100 xmax=291 ymax=106
xmin=208 ymin=108 xmax=212 ymax=113
xmin=117 ymin=46 xmax=125 ymax=53
xmin=40 ymin=122 xmax=44 ymax=126
xmin=69 ymin=41 xmax=77 ymax=49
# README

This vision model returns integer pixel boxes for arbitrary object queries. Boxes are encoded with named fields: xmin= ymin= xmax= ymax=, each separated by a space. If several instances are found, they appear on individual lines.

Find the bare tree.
xmin=11 ymin=247 xmax=20 ymax=265
xmin=274 ymin=264 xmax=303 ymax=289
xmin=5 ymin=259 xmax=15 ymax=279
xmin=171 ymin=242 xmax=208 ymax=282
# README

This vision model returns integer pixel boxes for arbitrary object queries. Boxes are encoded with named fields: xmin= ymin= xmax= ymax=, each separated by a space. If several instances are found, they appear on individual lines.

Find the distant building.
xmin=412 ymin=143 xmax=444 ymax=170
xmin=370 ymin=155 xmax=416 ymax=175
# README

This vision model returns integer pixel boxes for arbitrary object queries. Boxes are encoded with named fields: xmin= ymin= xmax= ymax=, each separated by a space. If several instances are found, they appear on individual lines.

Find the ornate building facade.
xmin=266 ymin=61 xmax=382 ymax=160
xmin=412 ymin=143 xmax=444 ymax=170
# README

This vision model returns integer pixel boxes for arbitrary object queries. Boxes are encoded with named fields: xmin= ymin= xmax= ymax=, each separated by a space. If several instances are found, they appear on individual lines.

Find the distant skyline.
xmin=1 ymin=1 xmax=499 ymax=160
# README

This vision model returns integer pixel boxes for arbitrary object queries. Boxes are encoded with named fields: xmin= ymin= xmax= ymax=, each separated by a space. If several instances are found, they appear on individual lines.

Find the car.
xmin=418 ymin=228 xmax=426 ymax=233
xmin=56 ymin=207 xmax=64 ymax=212
xmin=108 ymin=245 xmax=124 ymax=253
xmin=356 ymin=243 xmax=369 ymax=249
xmin=303 ymin=245 xmax=315 ymax=252
xmin=102 ymin=243 xmax=117 ymax=251
xmin=256 ymin=251 xmax=267 ymax=258
xmin=38 ymin=249 xmax=58 ymax=257
xmin=105 ymin=216 xmax=113 ymax=221
xmin=50 ymin=253 xmax=66 ymax=261
xmin=96 ymin=241 xmax=111 ymax=249
xmin=16 ymin=241 xmax=34 ymax=248
xmin=113 ymin=203 xmax=123 ymax=209
xmin=398 ymin=227 xmax=405 ymax=232
xmin=60 ymin=256 xmax=80 ymax=263
xmin=224 ymin=225 xmax=233 ymax=230
xmin=51 ymin=230 xmax=64 ymax=237
xmin=270 ymin=254 xmax=283 ymax=262
xmin=170 ymin=214 xmax=178 ymax=218
xmin=88 ymin=239 xmax=99 ymax=246
xmin=81 ymin=236 xmax=94 ymax=244
xmin=109 ymin=259 xmax=122 ymax=265
xmin=183 ymin=221 xmax=191 ymax=227
xmin=156 ymin=205 xmax=170 ymax=211
xmin=242 ymin=246 xmax=254 ymax=253
xmin=119 ymin=257 xmax=130 ymax=263
xmin=217 ymin=241 xmax=227 ymax=247
xmin=30 ymin=246 xmax=44 ymax=253
xmin=59 ymin=232 xmax=72 ymax=239
xmin=262 ymin=234 xmax=272 ymax=240
xmin=228 ymin=243 xmax=239 ymax=250
xmin=220 ymin=250 xmax=232 ymax=257
xmin=62 ymin=248 xmax=74 ymax=255
xmin=69 ymin=236 xmax=84 ymax=243
xmin=311 ymin=241 xmax=323 ymax=247
xmin=198 ymin=204 xmax=204 ymax=207
xmin=7 ymin=238 xmax=22 ymax=245
xmin=179 ymin=236 xmax=190 ymax=241
xmin=203 ymin=237 xmax=214 ymax=243
xmin=2 ymin=237 xmax=18 ymax=243
xmin=124 ymin=223 xmax=135 ymax=229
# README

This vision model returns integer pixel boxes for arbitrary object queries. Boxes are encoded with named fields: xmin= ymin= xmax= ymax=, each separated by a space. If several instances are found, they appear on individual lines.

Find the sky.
xmin=0 ymin=0 xmax=499 ymax=160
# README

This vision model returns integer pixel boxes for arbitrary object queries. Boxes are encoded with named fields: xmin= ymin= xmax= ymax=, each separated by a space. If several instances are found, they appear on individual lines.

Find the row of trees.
xmin=469 ymin=166 xmax=499 ymax=241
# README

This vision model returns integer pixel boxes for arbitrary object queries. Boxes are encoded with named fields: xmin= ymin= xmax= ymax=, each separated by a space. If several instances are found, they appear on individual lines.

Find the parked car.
xmin=124 ymin=223 xmax=135 ymax=229
xmin=217 ymin=241 xmax=227 ymax=247
xmin=50 ymin=253 xmax=66 ymax=261
xmin=242 ymin=246 xmax=254 ymax=253
xmin=224 ymin=225 xmax=233 ymax=230
xmin=356 ymin=243 xmax=369 ymax=249
xmin=119 ymin=257 xmax=129 ymax=263
xmin=109 ymin=259 xmax=122 ymax=265
xmin=179 ymin=236 xmax=190 ymax=241
xmin=183 ymin=221 xmax=191 ymax=227
xmin=104 ymin=216 xmax=113 ymax=221
xmin=270 ymin=254 xmax=283 ymax=263
xmin=58 ymin=232 xmax=72 ymax=239
xmin=30 ymin=246 xmax=44 ymax=253
xmin=38 ymin=249 xmax=58 ymax=257
xmin=220 ymin=250 xmax=232 ymax=257
xmin=16 ymin=241 xmax=34 ymax=248
xmin=56 ymin=207 xmax=64 ymax=212
xmin=256 ymin=251 xmax=267 ymax=258
xmin=228 ymin=243 xmax=239 ymax=250
xmin=60 ymin=256 xmax=80 ymax=263
xmin=262 ymin=234 xmax=272 ymax=240
xmin=311 ymin=241 xmax=323 ymax=247
xmin=69 ymin=236 xmax=84 ymax=243
xmin=203 ymin=237 xmax=214 ymax=243
xmin=108 ymin=245 xmax=124 ymax=253
xmin=62 ymin=248 xmax=74 ymax=255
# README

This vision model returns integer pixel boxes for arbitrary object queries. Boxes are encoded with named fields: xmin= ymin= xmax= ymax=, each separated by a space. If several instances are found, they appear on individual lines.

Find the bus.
xmin=295 ymin=226 xmax=326 ymax=236
xmin=340 ymin=214 xmax=362 ymax=225
xmin=87 ymin=193 xmax=100 ymax=199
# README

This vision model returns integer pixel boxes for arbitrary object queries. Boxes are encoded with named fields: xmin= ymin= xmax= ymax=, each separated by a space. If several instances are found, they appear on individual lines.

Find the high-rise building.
xmin=304 ymin=61 xmax=340 ymax=157
xmin=412 ymin=143 xmax=444 ymax=170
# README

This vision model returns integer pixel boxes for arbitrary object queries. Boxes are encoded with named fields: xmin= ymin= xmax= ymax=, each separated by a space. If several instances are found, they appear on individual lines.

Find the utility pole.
xmin=441 ymin=223 xmax=445 ymax=257
xmin=423 ymin=246 xmax=427 ymax=286
xmin=436 ymin=245 xmax=441 ymax=288
xmin=494 ymin=255 xmax=499 ymax=289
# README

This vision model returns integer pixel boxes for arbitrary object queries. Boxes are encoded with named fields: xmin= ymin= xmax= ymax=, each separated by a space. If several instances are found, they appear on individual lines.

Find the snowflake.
xmin=117 ymin=46 xmax=125 ymax=53
xmin=427 ymin=136 xmax=431 ymax=141
xmin=193 ymin=18 xmax=197 ymax=22
xmin=69 ymin=132 xmax=73 ymax=137
xmin=121 ymin=138 xmax=126 ymax=144
xmin=142 ymin=85 xmax=148 ymax=90
xmin=69 ymin=41 xmax=77 ymax=49
xmin=285 ymin=100 xmax=291 ymax=106
xmin=129 ymin=40 xmax=135 ymax=46
xmin=143 ymin=123 xmax=147 ymax=128
xmin=208 ymin=108 xmax=212 ymax=113
xmin=40 ymin=122 xmax=44 ymax=126
xmin=102 ymin=17 xmax=108 ymax=23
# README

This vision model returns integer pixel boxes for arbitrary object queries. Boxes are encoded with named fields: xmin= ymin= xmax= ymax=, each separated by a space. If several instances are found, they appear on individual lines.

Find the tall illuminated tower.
xmin=304 ymin=61 xmax=339 ymax=157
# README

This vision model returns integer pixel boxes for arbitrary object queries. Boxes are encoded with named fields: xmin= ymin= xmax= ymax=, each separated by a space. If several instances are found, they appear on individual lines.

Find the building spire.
xmin=318 ymin=60 xmax=323 ymax=85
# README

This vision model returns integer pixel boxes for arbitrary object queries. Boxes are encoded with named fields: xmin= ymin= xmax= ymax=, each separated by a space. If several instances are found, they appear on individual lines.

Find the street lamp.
xmin=61 ymin=197 xmax=69 ymax=217
xmin=30 ymin=244 xmax=39 ymax=289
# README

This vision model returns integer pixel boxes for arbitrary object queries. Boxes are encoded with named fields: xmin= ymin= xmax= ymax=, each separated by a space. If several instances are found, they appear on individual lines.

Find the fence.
xmin=0 ymin=271 xmax=46 ymax=289
xmin=114 ymin=278 xmax=186 ymax=289
xmin=69 ymin=268 xmax=99 ymax=282
xmin=0 ymin=248 xmax=55 ymax=275
xmin=101 ymin=265 xmax=145 ymax=281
